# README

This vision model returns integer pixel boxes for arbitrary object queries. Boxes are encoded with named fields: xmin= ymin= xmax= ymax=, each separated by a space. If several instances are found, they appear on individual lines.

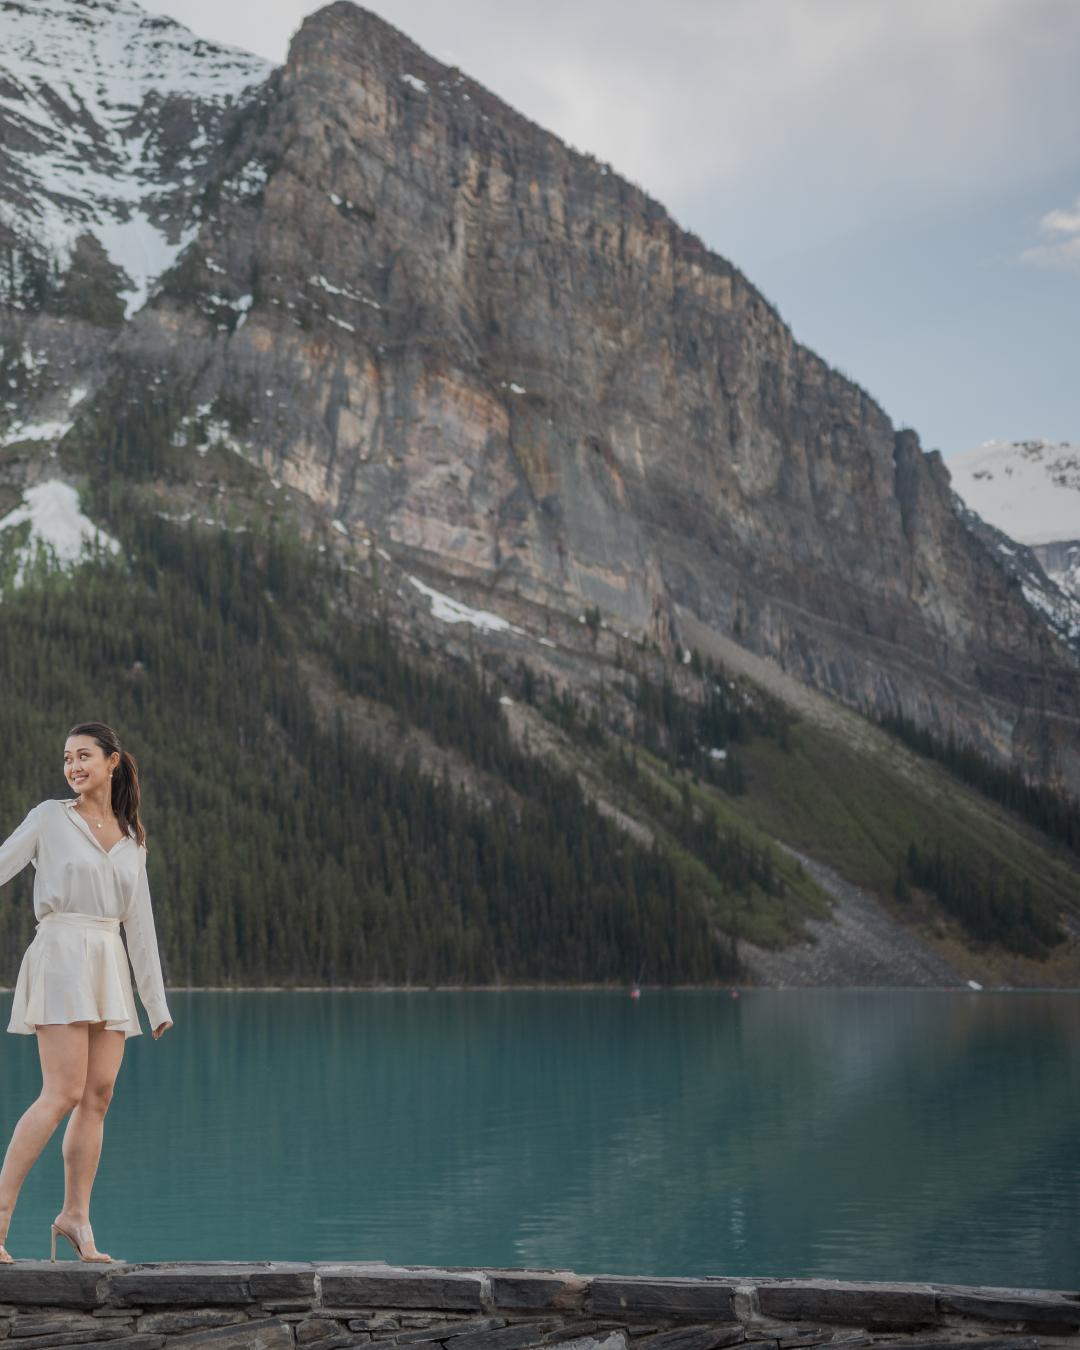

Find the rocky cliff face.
xmin=4 ymin=2 xmax=1080 ymax=791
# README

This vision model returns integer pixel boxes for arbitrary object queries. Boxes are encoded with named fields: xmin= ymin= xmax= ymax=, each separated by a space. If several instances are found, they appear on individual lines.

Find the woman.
xmin=0 ymin=723 xmax=171 ymax=1264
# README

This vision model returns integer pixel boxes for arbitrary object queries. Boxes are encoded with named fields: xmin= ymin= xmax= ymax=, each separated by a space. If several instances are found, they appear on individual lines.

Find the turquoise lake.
xmin=0 ymin=989 xmax=1077 ymax=1286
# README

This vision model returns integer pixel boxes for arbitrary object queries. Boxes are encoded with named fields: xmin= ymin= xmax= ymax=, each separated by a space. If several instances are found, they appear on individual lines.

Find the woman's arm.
xmin=0 ymin=805 xmax=41 ymax=889
xmin=122 ymin=857 xmax=173 ymax=1035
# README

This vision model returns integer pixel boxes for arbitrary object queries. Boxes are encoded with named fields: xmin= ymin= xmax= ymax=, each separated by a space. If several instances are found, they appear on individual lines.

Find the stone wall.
xmin=1 ymin=1263 xmax=1077 ymax=1350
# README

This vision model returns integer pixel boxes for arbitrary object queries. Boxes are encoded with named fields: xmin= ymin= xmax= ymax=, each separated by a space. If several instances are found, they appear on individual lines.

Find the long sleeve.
xmin=0 ymin=806 xmax=40 ymax=889
xmin=121 ymin=857 xmax=172 ymax=1031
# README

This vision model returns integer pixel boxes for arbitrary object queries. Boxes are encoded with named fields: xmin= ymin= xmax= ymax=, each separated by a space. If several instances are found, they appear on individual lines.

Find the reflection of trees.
xmin=3 ymin=989 xmax=1072 ymax=1282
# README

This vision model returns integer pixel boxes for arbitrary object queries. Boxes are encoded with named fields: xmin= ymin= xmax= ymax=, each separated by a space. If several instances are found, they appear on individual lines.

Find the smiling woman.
xmin=0 ymin=721 xmax=171 ymax=1265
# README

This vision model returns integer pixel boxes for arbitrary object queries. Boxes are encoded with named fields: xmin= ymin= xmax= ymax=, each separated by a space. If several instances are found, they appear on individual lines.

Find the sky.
xmin=152 ymin=0 xmax=1080 ymax=459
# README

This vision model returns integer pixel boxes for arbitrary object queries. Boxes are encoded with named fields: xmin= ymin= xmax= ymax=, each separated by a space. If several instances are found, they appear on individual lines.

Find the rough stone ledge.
xmin=0 ymin=1267 xmax=1076 ymax=1350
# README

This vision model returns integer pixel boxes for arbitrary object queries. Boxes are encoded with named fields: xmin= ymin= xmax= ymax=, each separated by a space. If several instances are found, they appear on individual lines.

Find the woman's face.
xmin=64 ymin=737 xmax=119 ymax=797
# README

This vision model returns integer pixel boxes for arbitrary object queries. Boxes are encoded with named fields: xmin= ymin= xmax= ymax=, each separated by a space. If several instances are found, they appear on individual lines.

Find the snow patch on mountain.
xmin=1041 ymin=542 xmax=1080 ymax=606
xmin=2 ymin=417 xmax=73 ymax=446
xmin=0 ymin=0 xmax=274 ymax=313
xmin=949 ymin=439 xmax=1080 ymax=547
xmin=409 ymin=575 xmax=524 ymax=635
xmin=0 ymin=480 xmax=120 ymax=589
xmin=950 ymin=438 xmax=1080 ymax=606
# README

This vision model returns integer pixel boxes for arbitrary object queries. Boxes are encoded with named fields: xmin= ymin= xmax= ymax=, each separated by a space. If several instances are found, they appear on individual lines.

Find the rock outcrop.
xmin=4 ymin=3 xmax=1080 ymax=791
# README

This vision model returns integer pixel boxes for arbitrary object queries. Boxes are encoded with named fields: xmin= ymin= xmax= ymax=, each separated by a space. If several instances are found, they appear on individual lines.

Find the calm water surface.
xmin=0 ymin=989 xmax=1077 ymax=1285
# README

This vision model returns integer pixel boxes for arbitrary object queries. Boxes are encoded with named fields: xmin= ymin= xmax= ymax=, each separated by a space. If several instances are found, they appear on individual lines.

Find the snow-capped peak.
xmin=950 ymin=439 xmax=1080 ymax=637
xmin=949 ymin=439 xmax=1080 ymax=547
xmin=0 ymin=0 xmax=275 ymax=313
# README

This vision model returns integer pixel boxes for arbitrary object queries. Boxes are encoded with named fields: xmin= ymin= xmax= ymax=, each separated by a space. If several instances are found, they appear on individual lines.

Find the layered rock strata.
xmin=4 ymin=3 xmax=1080 ymax=788
xmin=136 ymin=5 xmax=1080 ymax=789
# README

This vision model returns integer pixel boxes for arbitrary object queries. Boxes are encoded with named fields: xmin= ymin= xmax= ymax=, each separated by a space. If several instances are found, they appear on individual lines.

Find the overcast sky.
xmin=154 ymin=0 xmax=1080 ymax=459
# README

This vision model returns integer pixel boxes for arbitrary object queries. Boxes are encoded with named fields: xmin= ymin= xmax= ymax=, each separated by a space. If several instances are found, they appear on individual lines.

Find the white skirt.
xmin=7 ymin=912 xmax=142 ymax=1038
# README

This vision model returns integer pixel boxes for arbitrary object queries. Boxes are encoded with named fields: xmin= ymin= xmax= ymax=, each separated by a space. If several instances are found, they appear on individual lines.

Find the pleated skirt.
xmin=7 ymin=912 xmax=141 ymax=1038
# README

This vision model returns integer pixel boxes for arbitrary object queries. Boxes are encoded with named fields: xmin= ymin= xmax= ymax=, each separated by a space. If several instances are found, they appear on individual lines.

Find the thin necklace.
xmin=79 ymin=801 xmax=111 ymax=830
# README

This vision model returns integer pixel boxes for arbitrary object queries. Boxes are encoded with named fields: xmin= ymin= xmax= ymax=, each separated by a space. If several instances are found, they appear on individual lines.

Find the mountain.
xmin=950 ymin=439 xmax=1080 ymax=606
xmin=4 ymin=0 xmax=1076 ymax=791
xmin=2 ymin=1 xmax=1080 ymax=989
xmin=0 ymin=0 xmax=272 ymax=312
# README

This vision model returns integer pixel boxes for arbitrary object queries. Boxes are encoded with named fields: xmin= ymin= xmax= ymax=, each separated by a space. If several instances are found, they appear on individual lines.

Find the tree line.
xmin=0 ymin=514 xmax=731 ymax=987
xmin=880 ymin=709 xmax=1080 ymax=856
xmin=895 ymin=840 xmax=1060 ymax=957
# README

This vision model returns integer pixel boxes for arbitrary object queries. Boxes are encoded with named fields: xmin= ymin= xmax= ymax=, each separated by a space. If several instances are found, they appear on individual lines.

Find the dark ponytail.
xmin=67 ymin=722 xmax=146 ymax=847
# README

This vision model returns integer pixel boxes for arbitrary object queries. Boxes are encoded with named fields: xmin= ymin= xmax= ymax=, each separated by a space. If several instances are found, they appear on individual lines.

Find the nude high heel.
xmin=50 ymin=1221 xmax=118 ymax=1264
xmin=0 ymin=1243 xmax=12 ymax=1263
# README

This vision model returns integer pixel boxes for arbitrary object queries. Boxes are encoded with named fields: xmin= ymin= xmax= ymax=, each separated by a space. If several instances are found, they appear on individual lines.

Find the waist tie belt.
xmin=37 ymin=912 xmax=121 ymax=935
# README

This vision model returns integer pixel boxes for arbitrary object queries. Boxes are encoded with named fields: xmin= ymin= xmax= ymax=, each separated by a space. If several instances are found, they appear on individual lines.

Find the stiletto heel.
xmin=49 ymin=1220 xmax=118 ymax=1264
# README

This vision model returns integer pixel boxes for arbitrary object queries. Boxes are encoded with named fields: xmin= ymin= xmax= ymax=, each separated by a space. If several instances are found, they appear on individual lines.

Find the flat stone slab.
xmin=875 ymin=1341 xmax=1038 ymax=1350
xmin=0 ymin=1267 xmax=108 ymax=1307
xmin=317 ymin=1268 xmax=484 ymax=1312
xmin=442 ymin=1323 xmax=551 ymax=1350
xmin=6 ymin=1332 xmax=131 ymax=1350
xmin=489 ymin=1278 xmax=586 ymax=1313
xmin=138 ymin=1317 xmax=249 ymax=1336
xmin=590 ymin=1280 xmax=737 ymax=1321
xmin=64 ymin=1340 xmax=166 ymax=1350
xmin=168 ymin=1322 xmax=293 ymax=1350
xmin=757 ymin=1281 xmax=936 ymax=1325
xmin=8 ymin=1314 xmax=104 ymax=1336
xmin=393 ymin=1322 xmax=506 ymax=1347
xmin=110 ymin=1267 xmax=263 ymax=1307
xmin=635 ymin=1329 xmax=746 ymax=1350
xmin=934 ymin=1286 xmax=1080 ymax=1326
xmin=249 ymin=1269 xmax=319 ymax=1303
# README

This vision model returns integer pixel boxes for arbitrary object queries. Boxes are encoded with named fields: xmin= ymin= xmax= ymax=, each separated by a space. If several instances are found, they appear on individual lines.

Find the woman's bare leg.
xmin=55 ymin=1023 xmax=125 ymax=1257
xmin=0 ymin=1023 xmax=90 ymax=1251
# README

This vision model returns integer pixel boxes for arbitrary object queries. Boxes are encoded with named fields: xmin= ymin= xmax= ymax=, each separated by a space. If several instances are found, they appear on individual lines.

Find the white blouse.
xmin=0 ymin=799 xmax=172 ymax=1032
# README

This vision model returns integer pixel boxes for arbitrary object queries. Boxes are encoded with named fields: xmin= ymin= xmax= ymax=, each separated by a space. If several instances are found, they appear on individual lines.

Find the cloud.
xmin=1020 ymin=237 xmax=1080 ymax=272
xmin=1021 ymin=193 xmax=1080 ymax=272
xmin=1040 ymin=195 xmax=1080 ymax=234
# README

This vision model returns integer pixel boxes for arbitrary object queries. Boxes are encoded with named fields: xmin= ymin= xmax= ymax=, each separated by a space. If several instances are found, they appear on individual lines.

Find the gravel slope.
xmin=741 ymin=847 xmax=963 ymax=988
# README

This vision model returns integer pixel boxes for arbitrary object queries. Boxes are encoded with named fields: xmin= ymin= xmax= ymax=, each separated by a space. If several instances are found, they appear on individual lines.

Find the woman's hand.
xmin=152 ymin=1023 xmax=170 ymax=1041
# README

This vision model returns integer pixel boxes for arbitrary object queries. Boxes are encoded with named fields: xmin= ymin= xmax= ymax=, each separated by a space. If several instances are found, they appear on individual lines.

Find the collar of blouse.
xmin=64 ymin=800 xmax=132 ymax=857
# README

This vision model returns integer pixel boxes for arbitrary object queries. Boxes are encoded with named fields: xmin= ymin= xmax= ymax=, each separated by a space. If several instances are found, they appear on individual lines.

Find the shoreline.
xmin=0 ymin=1261 xmax=1074 ymax=1346
xmin=2 ymin=983 xmax=1075 ymax=993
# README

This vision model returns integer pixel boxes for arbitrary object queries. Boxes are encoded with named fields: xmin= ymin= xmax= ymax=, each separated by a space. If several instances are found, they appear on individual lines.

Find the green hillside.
xmin=537 ymin=661 xmax=1080 ymax=976
xmin=0 ymin=526 xmax=732 ymax=987
xmin=1 ymin=364 xmax=1079 ymax=988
